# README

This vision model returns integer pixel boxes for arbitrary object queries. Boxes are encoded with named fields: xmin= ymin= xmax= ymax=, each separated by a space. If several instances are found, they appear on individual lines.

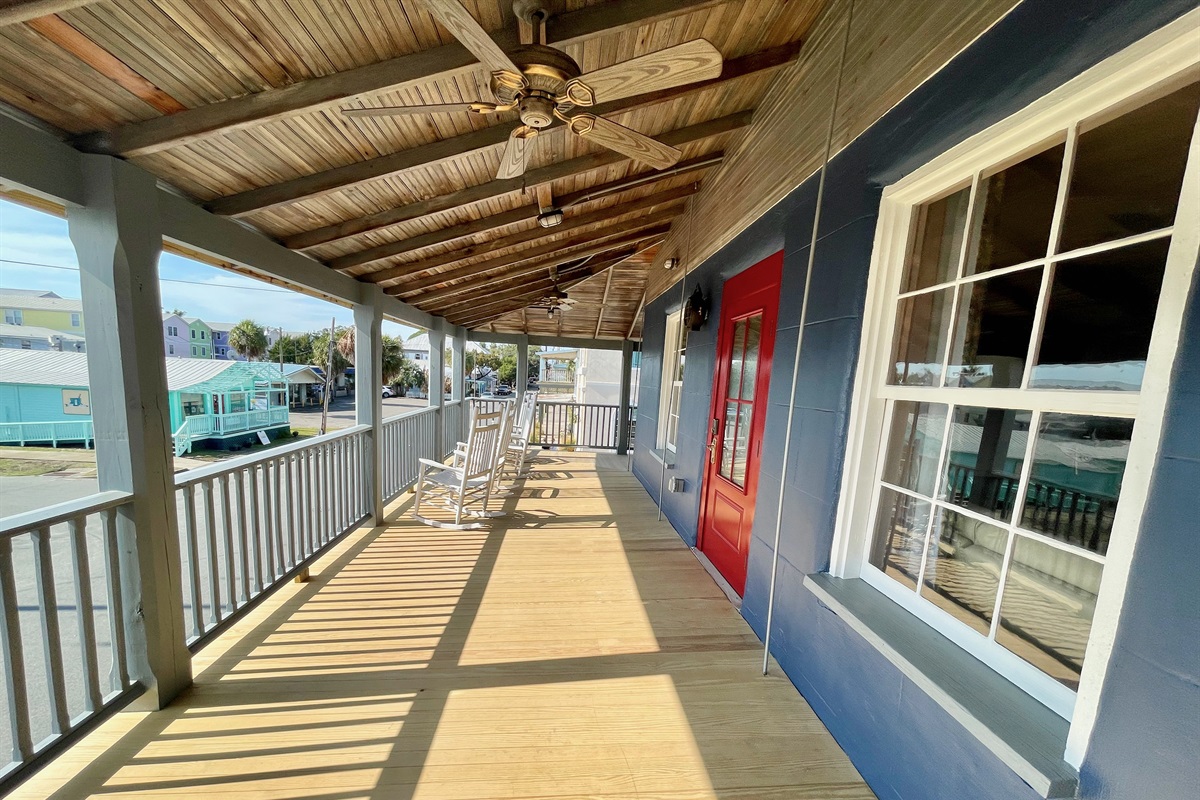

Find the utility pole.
xmin=319 ymin=317 xmax=335 ymax=436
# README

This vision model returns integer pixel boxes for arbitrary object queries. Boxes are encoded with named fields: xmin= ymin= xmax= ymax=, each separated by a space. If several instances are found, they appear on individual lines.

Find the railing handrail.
xmin=537 ymin=401 xmax=620 ymax=408
xmin=175 ymin=424 xmax=370 ymax=487
xmin=0 ymin=489 xmax=133 ymax=540
xmin=382 ymin=404 xmax=439 ymax=428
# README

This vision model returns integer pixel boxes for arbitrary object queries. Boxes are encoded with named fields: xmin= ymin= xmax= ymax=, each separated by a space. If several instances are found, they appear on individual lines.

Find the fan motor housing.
xmin=493 ymin=44 xmax=581 ymax=108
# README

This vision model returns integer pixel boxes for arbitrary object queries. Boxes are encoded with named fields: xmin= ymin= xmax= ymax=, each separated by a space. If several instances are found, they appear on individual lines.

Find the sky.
xmin=0 ymin=198 xmax=418 ymax=340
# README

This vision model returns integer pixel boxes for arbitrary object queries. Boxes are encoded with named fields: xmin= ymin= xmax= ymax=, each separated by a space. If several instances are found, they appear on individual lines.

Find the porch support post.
xmin=617 ymin=339 xmax=635 ymax=455
xmin=67 ymin=154 xmax=191 ymax=708
xmin=451 ymin=329 xmax=466 ymax=402
xmin=354 ymin=284 xmax=385 ymax=525
xmin=428 ymin=326 xmax=445 ymax=455
xmin=516 ymin=335 xmax=530 ymax=404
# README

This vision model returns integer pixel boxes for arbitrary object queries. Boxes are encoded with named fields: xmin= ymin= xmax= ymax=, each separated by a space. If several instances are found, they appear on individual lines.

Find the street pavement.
xmin=287 ymin=394 xmax=428 ymax=430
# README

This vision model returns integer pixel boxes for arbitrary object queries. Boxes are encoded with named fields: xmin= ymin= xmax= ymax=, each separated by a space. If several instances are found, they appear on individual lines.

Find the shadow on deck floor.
xmin=13 ymin=452 xmax=874 ymax=800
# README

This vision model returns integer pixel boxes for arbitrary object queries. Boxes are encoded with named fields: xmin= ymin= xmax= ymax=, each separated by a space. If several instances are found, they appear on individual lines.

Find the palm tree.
xmin=228 ymin=320 xmax=268 ymax=361
xmin=382 ymin=335 xmax=405 ymax=385
xmin=337 ymin=327 xmax=355 ymax=365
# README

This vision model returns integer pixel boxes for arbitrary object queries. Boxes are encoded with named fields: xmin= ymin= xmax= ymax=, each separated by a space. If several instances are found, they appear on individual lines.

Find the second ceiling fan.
xmin=344 ymin=0 xmax=724 ymax=179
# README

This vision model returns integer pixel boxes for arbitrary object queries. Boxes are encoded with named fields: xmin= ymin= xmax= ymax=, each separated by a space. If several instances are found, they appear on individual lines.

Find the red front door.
xmin=697 ymin=251 xmax=783 ymax=596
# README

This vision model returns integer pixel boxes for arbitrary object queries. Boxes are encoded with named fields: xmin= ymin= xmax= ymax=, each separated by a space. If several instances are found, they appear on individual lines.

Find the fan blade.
xmin=562 ymin=39 xmax=723 ymax=106
xmin=342 ymin=101 xmax=496 ymax=117
xmin=566 ymin=115 xmax=681 ymax=170
xmin=423 ymin=0 xmax=524 ymax=78
xmin=496 ymin=126 xmax=536 ymax=179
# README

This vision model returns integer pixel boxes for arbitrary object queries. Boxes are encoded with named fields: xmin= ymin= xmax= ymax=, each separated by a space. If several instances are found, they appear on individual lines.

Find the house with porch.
xmin=0 ymin=1 xmax=1195 ymax=799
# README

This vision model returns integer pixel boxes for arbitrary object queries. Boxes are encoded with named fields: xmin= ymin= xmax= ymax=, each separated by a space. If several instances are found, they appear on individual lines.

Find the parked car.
xmin=494 ymin=384 xmax=513 ymax=396
xmin=382 ymin=386 xmax=395 ymax=398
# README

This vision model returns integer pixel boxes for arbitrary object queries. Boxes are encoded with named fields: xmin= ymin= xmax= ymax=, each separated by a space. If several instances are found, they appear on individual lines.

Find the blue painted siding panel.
xmin=631 ymin=1 xmax=1199 ymax=797
xmin=0 ymin=384 xmax=86 ymax=424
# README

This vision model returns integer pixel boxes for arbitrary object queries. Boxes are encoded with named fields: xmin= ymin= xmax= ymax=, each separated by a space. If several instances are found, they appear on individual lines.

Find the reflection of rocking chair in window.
xmin=504 ymin=390 xmax=539 ymax=479
xmin=413 ymin=408 xmax=504 ymax=530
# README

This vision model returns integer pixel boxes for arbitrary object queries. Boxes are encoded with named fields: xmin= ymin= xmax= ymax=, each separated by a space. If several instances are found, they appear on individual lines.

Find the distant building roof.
xmin=0 ymin=293 xmax=82 ymax=312
xmin=280 ymin=363 xmax=323 ymax=383
xmin=206 ymin=321 xmax=236 ymax=332
xmin=404 ymin=333 xmax=431 ymax=352
xmin=0 ymin=350 xmax=284 ymax=392
xmin=0 ymin=323 xmax=85 ymax=342
xmin=0 ymin=289 xmax=60 ymax=298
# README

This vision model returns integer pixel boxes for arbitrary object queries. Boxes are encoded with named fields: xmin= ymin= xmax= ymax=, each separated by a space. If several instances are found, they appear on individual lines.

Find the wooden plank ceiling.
xmin=0 ymin=0 xmax=827 ymax=339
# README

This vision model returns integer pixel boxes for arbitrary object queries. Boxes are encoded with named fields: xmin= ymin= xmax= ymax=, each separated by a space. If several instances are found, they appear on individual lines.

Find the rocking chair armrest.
xmin=418 ymin=457 xmax=461 ymax=473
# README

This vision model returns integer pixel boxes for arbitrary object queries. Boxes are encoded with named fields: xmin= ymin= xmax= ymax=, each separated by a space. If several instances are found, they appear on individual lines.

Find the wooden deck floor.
xmin=15 ymin=452 xmax=874 ymax=800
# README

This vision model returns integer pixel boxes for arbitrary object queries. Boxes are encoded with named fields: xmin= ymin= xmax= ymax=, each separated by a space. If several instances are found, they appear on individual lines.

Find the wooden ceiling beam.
xmin=329 ymin=152 xmax=722 ymax=272
xmin=626 ymin=290 xmax=647 ymax=339
xmin=287 ymin=110 xmax=750 ymax=251
xmin=394 ymin=213 xmax=677 ymax=303
xmin=0 ymin=1 xmax=95 ymax=26
xmin=206 ymin=45 xmax=798 ymax=218
xmin=593 ymin=266 xmax=617 ymax=338
xmin=361 ymin=184 xmax=697 ymax=287
xmin=72 ymin=0 xmax=730 ymax=157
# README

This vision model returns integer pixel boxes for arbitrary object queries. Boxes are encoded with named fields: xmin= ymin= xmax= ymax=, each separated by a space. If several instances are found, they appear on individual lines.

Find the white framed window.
xmin=168 ymin=344 xmax=175 ymax=355
xmin=191 ymin=329 xmax=196 ymax=339
xmin=20 ymin=340 xmax=31 ymax=349
xmin=70 ymin=312 xmax=80 ymax=327
xmin=657 ymin=309 xmax=688 ymax=453
xmin=833 ymin=18 xmax=1200 ymax=767
xmin=191 ymin=345 xmax=197 ymax=356
xmin=4 ymin=309 xmax=22 ymax=325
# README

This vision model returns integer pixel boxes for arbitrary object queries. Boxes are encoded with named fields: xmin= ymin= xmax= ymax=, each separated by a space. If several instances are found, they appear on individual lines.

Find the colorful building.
xmin=0 ymin=290 xmax=84 ymax=335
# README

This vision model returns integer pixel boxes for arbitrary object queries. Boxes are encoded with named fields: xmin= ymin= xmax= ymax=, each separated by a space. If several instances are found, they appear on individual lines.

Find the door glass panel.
xmin=965 ymin=142 xmax=1066 ymax=275
xmin=890 ymin=287 xmax=954 ymax=385
xmin=739 ymin=315 xmax=762 ymax=401
xmin=727 ymin=319 xmax=747 ymax=399
xmin=920 ymin=508 xmax=1008 ymax=635
xmin=1031 ymin=238 xmax=1169 ymax=391
xmin=881 ymin=401 xmax=947 ymax=498
xmin=730 ymin=404 xmax=753 ymax=486
xmin=941 ymin=406 xmax=1031 ymax=522
xmin=1019 ymin=413 xmax=1132 ymax=556
xmin=1060 ymin=80 xmax=1200 ymax=252
xmin=867 ymin=487 xmax=931 ymax=591
xmin=903 ymin=187 xmax=970 ymax=292
xmin=719 ymin=401 xmax=737 ymax=479
xmin=944 ymin=268 xmax=1042 ymax=388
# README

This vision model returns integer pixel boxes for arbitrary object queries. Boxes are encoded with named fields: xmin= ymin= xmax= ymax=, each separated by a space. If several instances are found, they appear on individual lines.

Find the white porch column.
xmin=451 ymin=329 xmax=466 ymax=402
xmin=354 ymin=284 xmax=385 ymax=525
xmin=617 ymin=339 xmax=635 ymax=455
xmin=516 ymin=334 xmax=530 ymax=404
xmin=67 ymin=155 xmax=191 ymax=709
xmin=428 ymin=327 xmax=445 ymax=455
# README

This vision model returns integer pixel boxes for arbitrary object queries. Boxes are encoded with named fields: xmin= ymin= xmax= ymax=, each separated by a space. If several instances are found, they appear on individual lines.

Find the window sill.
xmin=802 ymin=573 xmax=1078 ymax=799
xmin=647 ymin=448 xmax=678 ymax=468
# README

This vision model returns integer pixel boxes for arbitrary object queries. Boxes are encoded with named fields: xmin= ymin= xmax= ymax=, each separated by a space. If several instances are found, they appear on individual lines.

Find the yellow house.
xmin=0 ymin=289 xmax=84 ymax=334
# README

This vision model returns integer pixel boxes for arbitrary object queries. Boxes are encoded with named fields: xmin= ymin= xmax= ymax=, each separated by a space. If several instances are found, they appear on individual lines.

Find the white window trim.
xmin=830 ymin=12 xmax=1200 ymax=770
xmin=657 ymin=308 xmax=685 ymax=452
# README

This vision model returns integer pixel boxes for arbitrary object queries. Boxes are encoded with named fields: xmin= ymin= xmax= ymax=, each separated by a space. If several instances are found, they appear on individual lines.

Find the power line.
xmin=0 ymin=257 xmax=295 ymax=294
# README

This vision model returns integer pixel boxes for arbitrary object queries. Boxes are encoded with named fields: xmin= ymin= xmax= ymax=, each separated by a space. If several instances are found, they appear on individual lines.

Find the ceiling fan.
xmin=529 ymin=267 xmax=578 ymax=317
xmin=342 ymin=0 xmax=724 ymax=179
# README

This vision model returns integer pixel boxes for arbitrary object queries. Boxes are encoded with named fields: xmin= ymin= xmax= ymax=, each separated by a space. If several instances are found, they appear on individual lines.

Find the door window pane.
xmin=730 ymin=404 xmax=752 ymax=486
xmin=1031 ymin=238 xmax=1170 ymax=391
xmin=868 ymin=487 xmax=931 ymax=590
xmin=1020 ymin=414 xmax=1132 ymax=556
xmin=719 ymin=401 xmax=737 ymax=480
xmin=1060 ymin=80 xmax=1200 ymax=252
xmin=727 ymin=319 xmax=747 ymax=399
xmin=903 ymin=187 xmax=970 ymax=292
xmin=920 ymin=508 xmax=1008 ymax=635
xmin=996 ymin=535 xmax=1102 ymax=690
xmin=890 ymin=288 xmax=954 ymax=385
xmin=881 ymin=401 xmax=947 ymax=498
xmin=945 ymin=269 xmax=1042 ymax=388
xmin=967 ymin=143 xmax=1066 ymax=274
xmin=740 ymin=315 xmax=762 ymax=401
xmin=941 ymin=407 xmax=1031 ymax=522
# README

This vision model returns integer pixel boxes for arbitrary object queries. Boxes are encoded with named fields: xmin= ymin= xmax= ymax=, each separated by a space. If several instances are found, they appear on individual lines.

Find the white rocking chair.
xmin=413 ymin=408 xmax=504 ymax=529
xmin=504 ymin=390 xmax=539 ymax=478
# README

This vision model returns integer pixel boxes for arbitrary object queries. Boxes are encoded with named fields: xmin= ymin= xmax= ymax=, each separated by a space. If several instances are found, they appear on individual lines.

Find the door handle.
xmin=707 ymin=439 xmax=716 ymax=464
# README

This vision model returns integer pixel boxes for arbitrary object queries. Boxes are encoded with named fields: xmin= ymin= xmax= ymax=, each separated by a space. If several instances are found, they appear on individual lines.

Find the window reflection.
xmin=1031 ymin=239 xmax=1169 ymax=391
xmin=997 ymin=535 xmax=1102 ymax=689
xmin=882 ymin=401 xmax=947 ymax=498
xmin=903 ymin=187 xmax=970 ymax=292
xmin=1019 ymin=414 xmax=1132 ymax=556
xmin=890 ymin=288 xmax=954 ymax=385
xmin=967 ymin=143 xmax=1065 ymax=274
xmin=920 ymin=508 xmax=1007 ymax=635
xmin=1060 ymin=80 xmax=1200 ymax=252
xmin=941 ymin=407 xmax=1031 ymax=522
xmin=868 ymin=487 xmax=931 ymax=591
xmin=945 ymin=269 xmax=1042 ymax=388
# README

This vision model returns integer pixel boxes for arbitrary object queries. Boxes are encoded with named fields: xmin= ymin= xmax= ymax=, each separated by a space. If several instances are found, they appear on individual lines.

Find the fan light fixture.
xmin=537 ymin=209 xmax=564 ymax=228
xmin=663 ymin=257 xmax=678 ymax=270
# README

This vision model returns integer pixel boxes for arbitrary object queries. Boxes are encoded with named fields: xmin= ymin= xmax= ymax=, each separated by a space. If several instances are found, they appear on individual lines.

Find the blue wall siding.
xmin=0 ymin=384 xmax=87 ymax=424
xmin=630 ymin=1 xmax=1198 ymax=797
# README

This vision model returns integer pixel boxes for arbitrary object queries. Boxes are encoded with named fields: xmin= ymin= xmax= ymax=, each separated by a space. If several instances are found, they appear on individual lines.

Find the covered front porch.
xmin=10 ymin=452 xmax=871 ymax=800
